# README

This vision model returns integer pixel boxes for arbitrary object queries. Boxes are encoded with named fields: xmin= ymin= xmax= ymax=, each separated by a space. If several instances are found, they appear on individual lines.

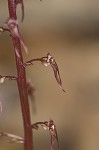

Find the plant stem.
xmin=8 ymin=1 xmax=33 ymax=150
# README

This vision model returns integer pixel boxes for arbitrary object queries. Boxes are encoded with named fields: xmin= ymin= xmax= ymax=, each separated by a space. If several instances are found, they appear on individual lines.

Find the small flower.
xmin=41 ymin=53 xmax=65 ymax=92
xmin=0 ymin=75 xmax=17 ymax=83
xmin=25 ymin=53 xmax=65 ymax=92
xmin=32 ymin=120 xmax=59 ymax=150
xmin=43 ymin=120 xmax=59 ymax=150
xmin=5 ymin=18 xmax=28 ymax=56
xmin=0 ymin=131 xmax=24 ymax=144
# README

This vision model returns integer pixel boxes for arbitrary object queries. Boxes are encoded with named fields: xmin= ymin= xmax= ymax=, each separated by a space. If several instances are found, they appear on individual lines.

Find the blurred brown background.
xmin=0 ymin=0 xmax=99 ymax=150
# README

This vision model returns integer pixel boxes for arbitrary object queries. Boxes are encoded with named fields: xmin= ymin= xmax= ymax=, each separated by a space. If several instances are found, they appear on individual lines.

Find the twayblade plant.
xmin=0 ymin=0 xmax=65 ymax=150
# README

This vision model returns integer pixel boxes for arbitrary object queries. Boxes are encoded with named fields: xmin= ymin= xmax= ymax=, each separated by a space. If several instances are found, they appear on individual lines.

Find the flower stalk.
xmin=0 ymin=1 xmax=65 ymax=150
xmin=7 ymin=0 xmax=33 ymax=150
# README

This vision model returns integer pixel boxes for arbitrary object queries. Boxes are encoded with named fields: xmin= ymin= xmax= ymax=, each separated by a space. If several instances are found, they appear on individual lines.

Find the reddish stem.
xmin=8 ymin=1 xmax=33 ymax=150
